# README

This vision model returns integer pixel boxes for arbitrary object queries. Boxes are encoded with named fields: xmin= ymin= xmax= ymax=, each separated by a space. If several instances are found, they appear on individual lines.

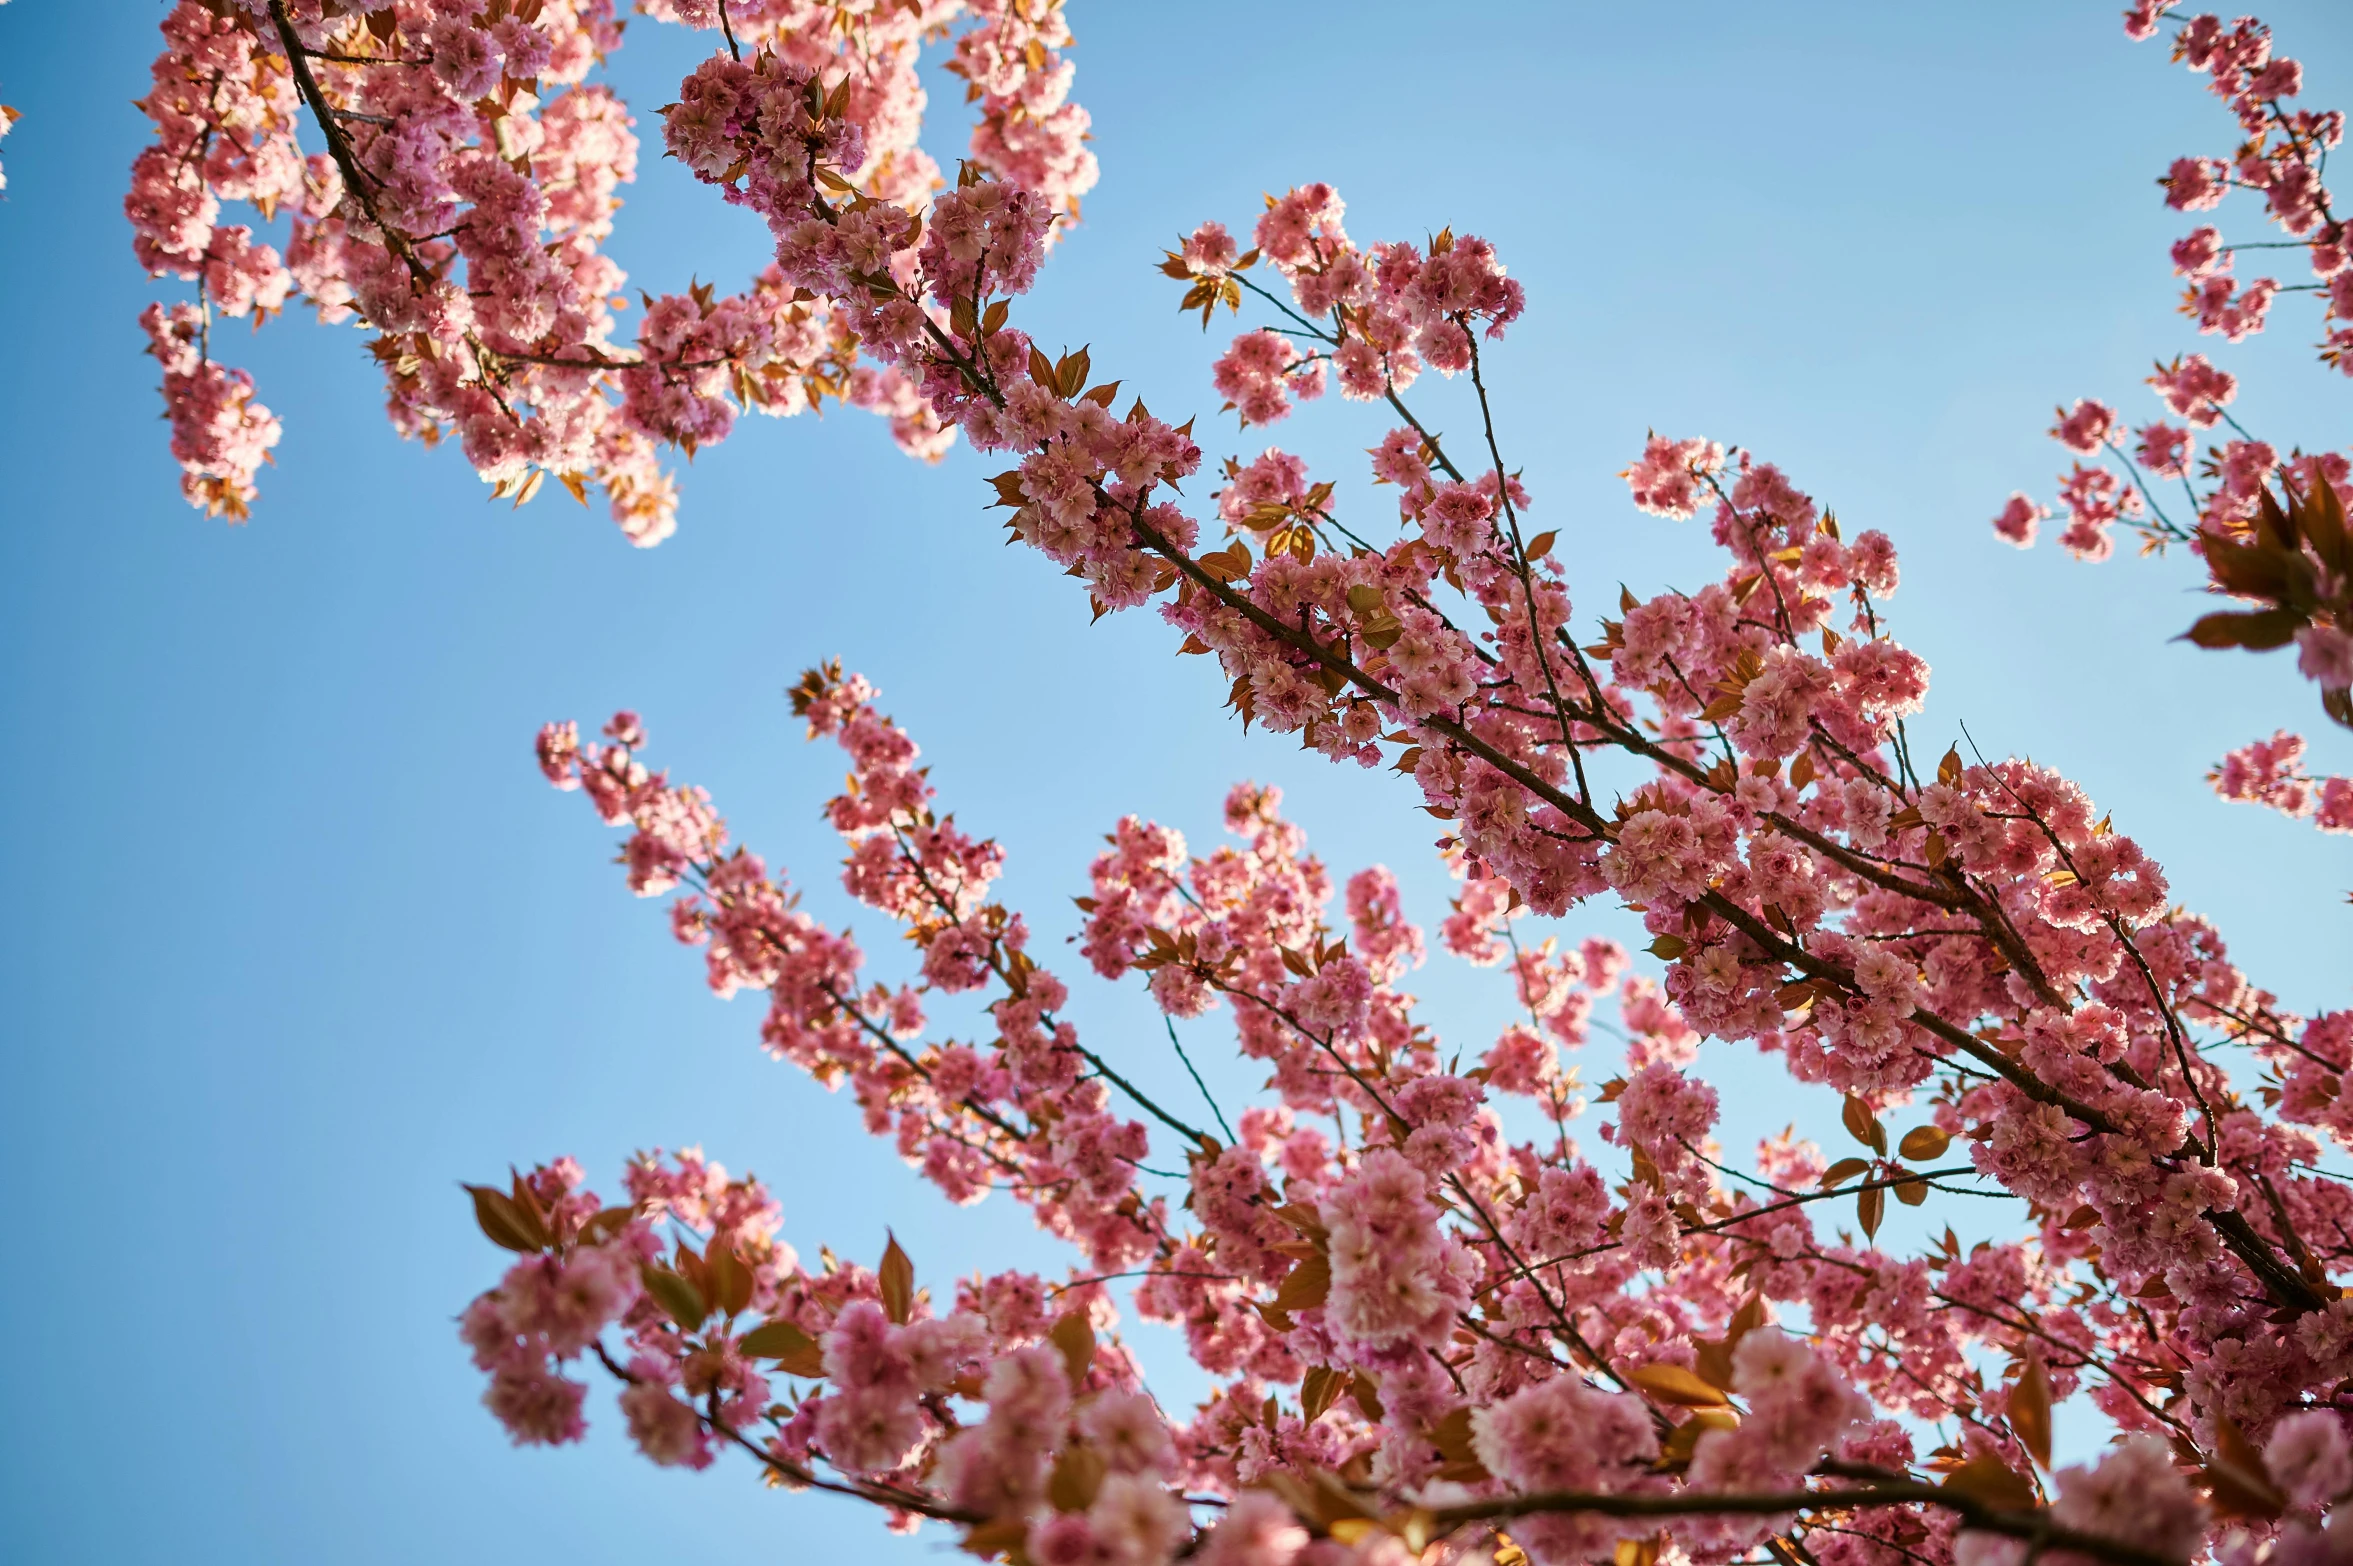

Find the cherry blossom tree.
xmin=124 ymin=5 xmax=2353 ymax=1566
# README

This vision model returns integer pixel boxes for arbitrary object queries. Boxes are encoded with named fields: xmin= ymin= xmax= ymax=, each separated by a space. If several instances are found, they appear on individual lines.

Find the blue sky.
xmin=3 ymin=2 xmax=2350 ymax=1560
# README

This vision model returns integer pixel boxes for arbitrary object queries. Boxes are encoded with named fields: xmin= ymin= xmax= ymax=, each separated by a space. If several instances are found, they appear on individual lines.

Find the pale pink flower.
xmin=2269 ymin=1410 xmax=2353 ymax=1510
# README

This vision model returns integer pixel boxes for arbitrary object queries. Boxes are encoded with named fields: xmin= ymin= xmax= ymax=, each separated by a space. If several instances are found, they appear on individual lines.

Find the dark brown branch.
xmin=266 ymin=1 xmax=433 ymax=291
xmin=1426 ymin=1484 xmax=2182 ymax=1566
xmin=883 ymin=824 xmax=1212 ymax=1149
xmin=588 ymin=1342 xmax=982 ymax=1522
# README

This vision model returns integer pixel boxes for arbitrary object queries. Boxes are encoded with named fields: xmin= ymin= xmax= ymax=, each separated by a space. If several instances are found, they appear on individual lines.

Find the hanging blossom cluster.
xmin=2210 ymin=731 xmax=2353 ymax=835
xmin=441 ymin=10 xmax=2353 ymax=1556
xmin=1164 ymin=183 xmax=1525 ymax=428
xmin=2121 ymin=1 xmax=2352 ymax=371
xmin=1994 ymin=4 xmax=2352 ymax=830
xmin=122 ymin=0 xmax=1094 ymax=536
xmin=531 ymin=680 xmax=1166 ymax=1267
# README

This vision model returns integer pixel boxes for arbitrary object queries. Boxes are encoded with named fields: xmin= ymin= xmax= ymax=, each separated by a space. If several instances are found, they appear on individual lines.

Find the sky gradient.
xmin=3 ymin=3 xmax=2350 ymax=1561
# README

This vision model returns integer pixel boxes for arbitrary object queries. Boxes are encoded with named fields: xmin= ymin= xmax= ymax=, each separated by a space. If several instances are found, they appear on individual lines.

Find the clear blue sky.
xmin=2 ymin=2 xmax=2349 ymax=1560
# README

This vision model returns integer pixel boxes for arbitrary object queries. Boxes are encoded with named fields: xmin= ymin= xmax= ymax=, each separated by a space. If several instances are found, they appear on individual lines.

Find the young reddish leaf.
xmin=879 ymin=1232 xmax=915 ymax=1325
xmin=1427 ymin=1405 xmax=1479 ymax=1462
xmin=2200 ymin=529 xmax=2296 ymax=598
xmin=2010 ymin=1352 xmax=2053 ymax=1470
xmin=1048 ymin=1311 xmax=1097 ymax=1390
xmin=2207 ymin=1416 xmax=2288 ymax=1519
xmin=1941 ymin=1455 xmax=2038 ymax=1511
xmin=1273 ymin=1204 xmax=1331 ymax=1243
xmin=1627 ymin=1363 xmax=1733 ymax=1408
xmin=1523 ymin=530 xmax=1557 ymax=562
xmin=960 ymin=1518 xmax=1032 ymax=1559
xmin=579 ymin=1205 xmax=636 ymax=1245
xmin=704 ymin=1236 xmax=754 ymax=1317
xmin=1271 ymin=1251 xmax=1332 ymax=1314
xmin=1898 ymin=1125 xmax=1952 ymax=1160
xmin=1818 ymin=1157 xmax=1872 ymax=1190
xmin=1301 ymin=1364 xmax=1346 ymax=1422
xmin=1856 ymin=1183 xmax=1885 ymax=1240
xmin=2304 ymin=475 xmax=2350 ymax=575
xmin=738 ymin=1317 xmax=827 ymax=1377
xmin=1656 ymin=1406 xmax=1741 ymax=1472
xmin=2182 ymin=607 xmax=2306 ymax=651
xmin=1048 ymin=1443 xmax=1106 ymax=1512
xmin=1691 ymin=1336 xmax=1738 ymax=1394
xmin=1727 ymin=1293 xmax=1766 ymax=1345
xmin=464 ymin=1184 xmax=547 ymax=1253
xmin=641 ymin=1266 xmax=709 ymax=1331
xmin=2255 ymin=484 xmax=2300 ymax=551
xmin=1842 ymin=1096 xmax=1889 ymax=1156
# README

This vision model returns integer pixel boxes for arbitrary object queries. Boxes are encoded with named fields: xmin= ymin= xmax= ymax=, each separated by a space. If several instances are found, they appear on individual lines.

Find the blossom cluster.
xmin=139 ymin=299 xmax=282 ymax=517
xmin=2000 ymin=361 xmax=2353 ymax=747
xmin=535 ymin=691 xmax=1163 ymax=1271
xmin=2211 ymin=730 xmax=2353 ymax=833
xmin=2125 ymin=3 xmax=2350 ymax=369
xmin=1180 ymin=185 xmax=1525 ymax=427
xmin=123 ymin=0 xmax=1095 ymax=536
xmin=2000 ymin=7 xmax=2353 ymax=770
